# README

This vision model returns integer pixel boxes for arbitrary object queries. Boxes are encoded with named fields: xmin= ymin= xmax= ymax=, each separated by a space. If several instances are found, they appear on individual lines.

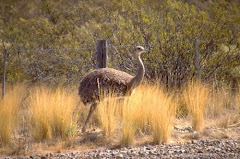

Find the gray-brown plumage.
xmin=79 ymin=46 xmax=147 ymax=132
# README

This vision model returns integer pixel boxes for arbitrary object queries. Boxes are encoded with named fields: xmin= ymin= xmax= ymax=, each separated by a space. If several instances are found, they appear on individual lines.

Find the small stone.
xmin=215 ymin=148 xmax=221 ymax=152
xmin=150 ymin=150 xmax=157 ymax=155
xmin=106 ymin=149 xmax=111 ymax=153
xmin=116 ymin=154 xmax=124 ymax=159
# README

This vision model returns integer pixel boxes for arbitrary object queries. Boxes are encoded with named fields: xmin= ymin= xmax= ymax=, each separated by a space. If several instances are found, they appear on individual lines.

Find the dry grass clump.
xmin=183 ymin=81 xmax=209 ymax=132
xmin=207 ymin=85 xmax=236 ymax=118
xmin=29 ymin=87 xmax=51 ymax=141
xmin=121 ymin=97 xmax=138 ymax=147
xmin=235 ymin=89 xmax=240 ymax=111
xmin=97 ymin=96 xmax=119 ymax=137
xmin=206 ymin=84 xmax=239 ymax=129
xmin=151 ymin=93 xmax=176 ymax=144
xmin=120 ymin=84 xmax=176 ymax=146
xmin=120 ymin=87 xmax=145 ymax=146
xmin=0 ymin=84 xmax=26 ymax=145
xmin=214 ymin=114 xmax=239 ymax=128
xmin=29 ymin=86 xmax=78 ymax=141
xmin=122 ymin=86 xmax=151 ymax=135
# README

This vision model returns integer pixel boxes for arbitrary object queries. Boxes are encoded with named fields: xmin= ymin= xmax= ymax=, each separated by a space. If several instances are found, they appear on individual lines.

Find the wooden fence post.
xmin=96 ymin=40 xmax=108 ymax=69
xmin=195 ymin=37 xmax=201 ymax=80
xmin=2 ymin=49 xmax=7 ymax=98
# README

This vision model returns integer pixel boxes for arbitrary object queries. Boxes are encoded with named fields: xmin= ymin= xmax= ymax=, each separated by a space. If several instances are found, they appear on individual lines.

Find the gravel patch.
xmin=4 ymin=139 xmax=240 ymax=159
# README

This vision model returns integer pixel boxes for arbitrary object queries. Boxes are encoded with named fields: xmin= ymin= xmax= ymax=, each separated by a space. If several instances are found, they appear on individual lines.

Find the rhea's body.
xmin=79 ymin=68 xmax=133 ymax=105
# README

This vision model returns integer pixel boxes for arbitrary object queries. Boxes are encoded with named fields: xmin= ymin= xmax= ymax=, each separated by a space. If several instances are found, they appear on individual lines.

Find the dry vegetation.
xmin=183 ymin=81 xmax=209 ymax=131
xmin=0 ymin=84 xmax=26 ymax=145
xmin=28 ymin=86 xmax=78 ymax=141
xmin=0 ymin=81 xmax=239 ymax=156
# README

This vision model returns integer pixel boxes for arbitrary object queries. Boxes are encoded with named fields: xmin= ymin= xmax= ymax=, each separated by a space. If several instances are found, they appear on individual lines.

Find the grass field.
xmin=0 ymin=81 xmax=239 ymax=155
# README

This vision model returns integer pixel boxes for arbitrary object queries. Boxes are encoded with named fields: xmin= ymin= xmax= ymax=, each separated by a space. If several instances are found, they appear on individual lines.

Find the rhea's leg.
xmin=82 ymin=103 xmax=97 ymax=133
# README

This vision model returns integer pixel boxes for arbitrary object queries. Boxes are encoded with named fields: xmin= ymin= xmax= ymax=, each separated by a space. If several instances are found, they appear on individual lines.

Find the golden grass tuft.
xmin=183 ymin=81 xmax=209 ymax=132
xmin=0 ymin=84 xmax=26 ymax=145
xmin=121 ymin=97 xmax=137 ymax=147
xmin=151 ymin=93 xmax=176 ymax=144
xmin=235 ymin=89 xmax=240 ymax=111
xmin=205 ymin=84 xmax=239 ymax=129
xmin=97 ymin=96 xmax=119 ymax=137
xmin=207 ymin=85 xmax=237 ymax=118
xmin=29 ymin=86 xmax=78 ymax=141
xmin=121 ymin=118 xmax=135 ymax=147
xmin=120 ymin=84 xmax=176 ymax=146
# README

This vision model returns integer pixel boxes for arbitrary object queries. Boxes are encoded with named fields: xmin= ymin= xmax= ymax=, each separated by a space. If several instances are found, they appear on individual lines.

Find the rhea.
xmin=79 ymin=46 xmax=147 ymax=132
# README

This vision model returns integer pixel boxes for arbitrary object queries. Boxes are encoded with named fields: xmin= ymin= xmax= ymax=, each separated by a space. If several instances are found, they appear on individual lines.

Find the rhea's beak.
xmin=143 ymin=49 xmax=149 ymax=52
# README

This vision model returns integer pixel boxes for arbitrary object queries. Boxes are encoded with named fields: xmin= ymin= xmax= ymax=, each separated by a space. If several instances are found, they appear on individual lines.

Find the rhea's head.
xmin=134 ymin=46 xmax=147 ymax=57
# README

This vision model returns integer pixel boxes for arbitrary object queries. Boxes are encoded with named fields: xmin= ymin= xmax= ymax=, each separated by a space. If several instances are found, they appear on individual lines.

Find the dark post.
xmin=2 ymin=49 xmax=7 ymax=98
xmin=96 ymin=40 xmax=107 ymax=69
xmin=195 ymin=37 xmax=201 ymax=80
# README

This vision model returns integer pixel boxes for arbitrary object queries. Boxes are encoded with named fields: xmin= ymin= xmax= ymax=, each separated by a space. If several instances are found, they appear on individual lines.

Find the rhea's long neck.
xmin=129 ymin=54 xmax=145 ymax=90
